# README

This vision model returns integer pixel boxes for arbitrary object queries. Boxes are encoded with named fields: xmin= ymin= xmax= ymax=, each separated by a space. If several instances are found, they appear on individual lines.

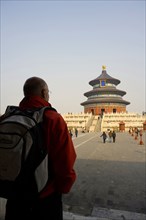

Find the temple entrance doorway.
xmin=101 ymin=109 xmax=105 ymax=117
xmin=91 ymin=109 xmax=94 ymax=115
xmin=113 ymin=108 xmax=117 ymax=113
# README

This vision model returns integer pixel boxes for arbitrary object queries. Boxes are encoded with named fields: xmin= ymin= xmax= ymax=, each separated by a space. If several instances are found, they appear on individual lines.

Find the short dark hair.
xmin=23 ymin=77 xmax=47 ymax=96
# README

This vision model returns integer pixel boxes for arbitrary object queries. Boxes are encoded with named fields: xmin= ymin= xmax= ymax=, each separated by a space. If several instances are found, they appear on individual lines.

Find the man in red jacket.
xmin=5 ymin=76 xmax=77 ymax=220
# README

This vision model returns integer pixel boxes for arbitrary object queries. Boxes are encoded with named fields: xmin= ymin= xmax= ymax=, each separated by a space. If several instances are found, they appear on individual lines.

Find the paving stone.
xmin=91 ymin=207 xmax=146 ymax=220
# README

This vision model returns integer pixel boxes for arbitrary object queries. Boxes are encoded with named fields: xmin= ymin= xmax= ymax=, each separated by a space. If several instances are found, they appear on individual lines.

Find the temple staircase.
xmin=88 ymin=115 xmax=102 ymax=132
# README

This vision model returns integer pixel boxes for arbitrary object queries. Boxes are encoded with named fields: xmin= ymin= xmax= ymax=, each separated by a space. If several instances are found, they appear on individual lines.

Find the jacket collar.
xmin=19 ymin=95 xmax=51 ymax=110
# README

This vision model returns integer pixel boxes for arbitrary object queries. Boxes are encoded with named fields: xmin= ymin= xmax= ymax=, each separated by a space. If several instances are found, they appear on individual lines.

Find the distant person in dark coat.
xmin=100 ymin=131 xmax=107 ymax=143
xmin=112 ymin=131 xmax=116 ymax=143
xmin=75 ymin=128 xmax=78 ymax=137
xmin=108 ymin=130 xmax=112 ymax=143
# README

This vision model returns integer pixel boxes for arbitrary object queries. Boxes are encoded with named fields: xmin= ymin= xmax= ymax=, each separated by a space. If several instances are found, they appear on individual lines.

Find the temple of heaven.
xmin=81 ymin=66 xmax=130 ymax=115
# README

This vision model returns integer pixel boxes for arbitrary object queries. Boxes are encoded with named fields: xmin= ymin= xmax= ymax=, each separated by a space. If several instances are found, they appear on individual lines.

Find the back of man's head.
xmin=23 ymin=77 xmax=47 ymax=96
xmin=23 ymin=77 xmax=49 ymax=102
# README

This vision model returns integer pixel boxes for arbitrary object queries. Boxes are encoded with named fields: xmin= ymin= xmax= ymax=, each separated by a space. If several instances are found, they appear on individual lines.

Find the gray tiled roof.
xmin=89 ymin=70 xmax=120 ymax=86
xmin=81 ymin=97 xmax=130 ymax=106
xmin=84 ymin=87 xmax=126 ymax=97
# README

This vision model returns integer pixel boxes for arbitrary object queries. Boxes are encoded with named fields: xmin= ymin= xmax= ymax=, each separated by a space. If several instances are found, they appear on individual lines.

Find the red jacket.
xmin=19 ymin=95 xmax=77 ymax=198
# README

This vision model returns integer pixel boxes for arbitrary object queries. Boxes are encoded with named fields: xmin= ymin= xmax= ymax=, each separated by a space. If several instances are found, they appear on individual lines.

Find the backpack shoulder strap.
xmin=0 ymin=106 xmax=19 ymax=122
xmin=5 ymin=105 xmax=19 ymax=114
xmin=43 ymin=106 xmax=57 ymax=113
xmin=25 ymin=106 xmax=57 ymax=123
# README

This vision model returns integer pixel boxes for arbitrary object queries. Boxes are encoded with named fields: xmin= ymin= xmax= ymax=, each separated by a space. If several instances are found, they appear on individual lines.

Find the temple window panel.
xmin=100 ymin=80 xmax=106 ymax=87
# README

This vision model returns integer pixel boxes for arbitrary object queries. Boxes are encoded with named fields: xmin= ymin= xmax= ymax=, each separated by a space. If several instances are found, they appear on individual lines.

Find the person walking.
xmin=2 ymin=76 xmax=77 ymax=220
xmin=108 ymin=130 xmax=112 ymax=143
xmin=100 ymin=131 xmax=107 ymax=143
xmin=112 ymin=130 xmax=116 ymax=143
xmin=75 ymin=128 xmax=78 ymax=137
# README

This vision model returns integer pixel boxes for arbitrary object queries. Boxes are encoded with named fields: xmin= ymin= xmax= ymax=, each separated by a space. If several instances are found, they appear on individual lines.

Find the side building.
xmin=61 ymin=112 xmax=93 ymax=132
xmin=101 ymin=112 xmax=146 ymax=132
xmin=62 ymin=112 xmax=146 ymax=133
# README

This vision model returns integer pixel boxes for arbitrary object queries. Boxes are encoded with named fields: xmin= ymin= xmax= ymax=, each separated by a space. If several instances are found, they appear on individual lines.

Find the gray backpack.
xmin=0 ymin=105 xmax=56 ymax=199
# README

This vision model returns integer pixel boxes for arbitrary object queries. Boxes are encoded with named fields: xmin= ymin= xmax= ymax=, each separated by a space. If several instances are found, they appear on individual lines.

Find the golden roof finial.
xmin=102 ymin=65 xmax=106 ymax=70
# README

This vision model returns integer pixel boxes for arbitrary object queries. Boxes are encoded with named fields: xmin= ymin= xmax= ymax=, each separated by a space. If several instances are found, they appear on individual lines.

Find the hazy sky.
xmin=1 ymin=0 xmax=145 ymax=114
